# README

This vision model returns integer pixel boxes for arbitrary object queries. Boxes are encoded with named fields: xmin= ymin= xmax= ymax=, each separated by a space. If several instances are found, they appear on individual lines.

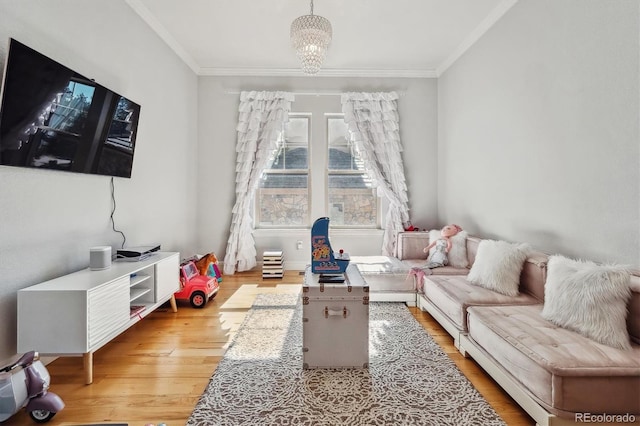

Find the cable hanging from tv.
xmin=110 ymin=177 xmax=126 ymax=249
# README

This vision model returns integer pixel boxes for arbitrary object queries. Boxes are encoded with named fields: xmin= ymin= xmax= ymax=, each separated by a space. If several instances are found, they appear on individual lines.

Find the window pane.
xmin=258 ymin=174 xmax=308 ymax=226
xmin=328 ymin=117 xmax=348 ymax=146
xmin=285 ymin=117 xmax=309 ymax=144
xmin=328 ymin=173 xmax=374 ymax=189
xmin=49 ymin=80 xmax=95 ymax=136
xmin=328 ymin=189 xmax=377 ymax=227
xmin=271 ymin=147 xmax=309 ymax=169
xmin=260 ymin=173 xmax=307 ymax=188
xmin=329 ymin=146 xmax=355 ymax=169
xmin=328 ymin=173 xmax=377 ymax=226
xmin=327 ymin=116 xmax=378 ymax=227
xmin=328 ymin=118 xmax=357 ymax=170
xmin=268 ymin=118 xmax=309 ymax=170
xmin=257 ymin=115 xmax=309 ymax=227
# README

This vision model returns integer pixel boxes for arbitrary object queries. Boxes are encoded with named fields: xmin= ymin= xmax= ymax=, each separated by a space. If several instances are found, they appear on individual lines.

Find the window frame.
xmin=254 ymin=111 xmax=382 ymax=230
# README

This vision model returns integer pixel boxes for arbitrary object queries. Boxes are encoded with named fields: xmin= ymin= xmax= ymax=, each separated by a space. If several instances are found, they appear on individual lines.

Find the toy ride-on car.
xmin=175 ymin=261 xmax=219 ymax=308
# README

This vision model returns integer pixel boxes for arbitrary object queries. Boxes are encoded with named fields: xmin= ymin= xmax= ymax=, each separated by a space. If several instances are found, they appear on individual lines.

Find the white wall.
xmin=438 ymin=0 xmax=639 ymax=265
xmin=197 ymin=76 xmax=438 ymax=268
xmin=0 ymin=0 xmax=199 ymax=362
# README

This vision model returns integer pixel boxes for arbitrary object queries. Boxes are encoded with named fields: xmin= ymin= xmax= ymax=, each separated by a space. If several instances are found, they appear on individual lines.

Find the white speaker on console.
xmin=90 ymin=246 xmax=112 ymax=271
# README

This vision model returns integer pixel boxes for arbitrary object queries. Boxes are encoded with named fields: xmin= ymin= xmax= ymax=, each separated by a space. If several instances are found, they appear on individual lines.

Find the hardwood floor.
xmin=5 ymin=270 xmax=535 ymax=426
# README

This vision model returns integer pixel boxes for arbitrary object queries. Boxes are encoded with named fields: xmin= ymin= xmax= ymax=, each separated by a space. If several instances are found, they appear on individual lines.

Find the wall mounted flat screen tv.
xmin=0 ymin=38 xmax=141 ymax=178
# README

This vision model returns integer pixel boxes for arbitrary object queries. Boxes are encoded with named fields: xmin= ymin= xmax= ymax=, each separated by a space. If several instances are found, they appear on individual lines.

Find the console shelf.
xmin=17 ymin=251 xmax=180 ymax=384
xmin=129 ymin=287 xmax=151 ymax=303
xmin=130 ymin=274 xmax=151 ymax=287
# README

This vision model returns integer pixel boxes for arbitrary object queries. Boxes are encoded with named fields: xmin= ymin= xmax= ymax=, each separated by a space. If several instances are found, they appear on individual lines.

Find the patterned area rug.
xmin=188 ymin=294 xmax=506 ymax=426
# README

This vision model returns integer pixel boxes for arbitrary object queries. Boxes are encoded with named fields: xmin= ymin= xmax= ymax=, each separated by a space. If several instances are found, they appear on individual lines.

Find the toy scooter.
xmin=0 ymin=351 xmax=64 ymax=423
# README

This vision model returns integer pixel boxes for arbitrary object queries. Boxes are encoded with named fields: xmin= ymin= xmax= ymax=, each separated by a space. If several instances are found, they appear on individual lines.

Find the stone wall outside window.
xmin=258 ymin=189 xmax=308 ymax=226
xmin=257 ymin=188 xmax=377 ymax=227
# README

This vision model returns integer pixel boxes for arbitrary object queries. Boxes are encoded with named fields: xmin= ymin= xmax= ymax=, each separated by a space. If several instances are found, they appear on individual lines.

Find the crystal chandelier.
xmin=290 ymin=0 xmax=332 ymax=75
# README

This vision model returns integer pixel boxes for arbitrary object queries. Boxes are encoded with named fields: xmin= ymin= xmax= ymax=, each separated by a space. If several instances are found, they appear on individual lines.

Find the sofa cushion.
xmin=542 ymin=255 xmax=632 ymax=350
xmin=351 ymin=255 xmax=409 ymax=275
xmin=423 ymin=275 xmax=539 ymax=332
xmin=403 ymin=259 xmax=470 ymax=275
xmin=466 ymin=305 xmax=640 ymax=416
xmin=396 ymin=232 xmax=482 ymax=268
xmin=428 ymin=229 xmax=469 ymax=268
xmin=467 ymin=240 xmax=530 ymax=297
xmin=518 ymin=251 xmax=548 ymax=302
xmin=350 ymin=256 xmax=415 ymax=292
xmin=465 ymin=237 xmax=481 ymax=266
xmin=396 ymin=232 xmax=430 ymax=261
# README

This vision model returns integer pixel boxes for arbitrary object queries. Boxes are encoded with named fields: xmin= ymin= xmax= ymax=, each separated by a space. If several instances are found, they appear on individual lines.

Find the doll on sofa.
xmin=408 ymin=224 xmax=464 ymax=292
xmin=423 ymin=224 xmax=463 ymax=268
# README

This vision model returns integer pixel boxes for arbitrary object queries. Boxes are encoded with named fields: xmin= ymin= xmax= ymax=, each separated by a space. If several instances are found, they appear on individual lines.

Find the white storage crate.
xmin=302 ymin=264 xmax=369 ymax=369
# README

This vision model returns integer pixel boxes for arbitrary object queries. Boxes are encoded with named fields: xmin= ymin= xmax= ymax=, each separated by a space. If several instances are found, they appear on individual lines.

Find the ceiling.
xmin=126 ymin=0 xmax=517 ymax=77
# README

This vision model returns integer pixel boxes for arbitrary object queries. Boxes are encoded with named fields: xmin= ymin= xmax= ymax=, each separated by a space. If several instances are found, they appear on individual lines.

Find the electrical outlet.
xmin=296 ymin=240 xmax=303 ymax=250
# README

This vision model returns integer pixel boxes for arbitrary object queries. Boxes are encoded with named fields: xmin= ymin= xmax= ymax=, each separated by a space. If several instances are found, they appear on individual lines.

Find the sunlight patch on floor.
xmin=368 ymin=319 xmax=391 ymax=358
xmin=220 ymin=284 xmax=301 ymax=310
xmin=225 ymin=309 xmax=296 ymax=361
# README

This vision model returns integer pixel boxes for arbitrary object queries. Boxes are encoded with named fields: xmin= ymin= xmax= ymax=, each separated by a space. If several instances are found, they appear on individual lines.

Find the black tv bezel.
xmin=0 ymin=38 xmax=141 ymax=179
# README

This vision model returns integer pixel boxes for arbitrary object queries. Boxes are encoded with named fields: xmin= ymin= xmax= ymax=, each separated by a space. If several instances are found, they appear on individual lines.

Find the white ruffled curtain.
xmin=223 ymin=91 xmax=294 ymax=275
xmin=341 ymin=91 xmax=409 ymax=256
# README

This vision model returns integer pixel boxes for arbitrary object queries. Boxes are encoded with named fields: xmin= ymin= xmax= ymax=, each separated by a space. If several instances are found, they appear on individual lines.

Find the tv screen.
xmin=0 ymin=38 xmax=141 ymax=178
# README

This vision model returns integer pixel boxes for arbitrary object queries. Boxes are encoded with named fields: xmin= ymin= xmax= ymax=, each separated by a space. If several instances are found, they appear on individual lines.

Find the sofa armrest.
xmin=396 ymin=231 xmax=430 ymax=260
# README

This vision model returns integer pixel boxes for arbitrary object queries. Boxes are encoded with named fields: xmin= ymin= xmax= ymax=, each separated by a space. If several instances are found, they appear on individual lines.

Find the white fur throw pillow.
xmin=541 ymin=255 xmax=632 ymax=350
xmin=428 ymin=229 xmax=469 ymax=268
xmin=467 ymin=240 xmax=530 ymax=297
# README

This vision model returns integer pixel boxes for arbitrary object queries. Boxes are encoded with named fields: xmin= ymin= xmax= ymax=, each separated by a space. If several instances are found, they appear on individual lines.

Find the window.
xmin=256 ymin=115 xmax=309 ymax=227
xmin=327 ymin=116 xmax=378 ymax=227
xmin=48 ymin=80 xmax=95 ymax=136
xmin=255 ymin=113 xmax=379 ymax=229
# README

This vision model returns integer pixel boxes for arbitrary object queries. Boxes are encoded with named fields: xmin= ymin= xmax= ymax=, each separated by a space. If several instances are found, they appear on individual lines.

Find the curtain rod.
xmin=223 ymin=90 xmax=405 ymax=97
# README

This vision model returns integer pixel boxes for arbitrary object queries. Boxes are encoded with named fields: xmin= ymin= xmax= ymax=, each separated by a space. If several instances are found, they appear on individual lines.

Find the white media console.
xmin=17 ymin=251 xmax=180 ymax=384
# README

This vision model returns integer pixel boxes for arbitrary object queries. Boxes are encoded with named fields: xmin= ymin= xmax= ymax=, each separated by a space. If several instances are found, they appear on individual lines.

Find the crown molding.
xmin=125 ymin=0 xmax=436 ymax=79
xmin=436 ymin=0 xmax=519 ymax=76
xmin=125 ymin=0 xmax=201 ymax=74
xmin=127 ymin=0 xmax=515 ymax=79
xmin=198 ymin=67 xmax=437 ymax=78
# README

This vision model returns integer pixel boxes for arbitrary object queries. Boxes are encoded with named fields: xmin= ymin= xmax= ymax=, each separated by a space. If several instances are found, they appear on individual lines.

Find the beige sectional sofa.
xmin=357 ymin=231 xmax=640 ymax=426
xmin=350 ymin=231 xmax=473 ymax=305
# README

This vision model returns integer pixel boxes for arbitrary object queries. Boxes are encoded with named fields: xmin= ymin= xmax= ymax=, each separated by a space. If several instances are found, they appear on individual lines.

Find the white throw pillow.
xmin=541 ymin=255 xmax=632 ymax=350
xmin=467 ymin=240 xmax=530 ymax=297
xmin=428 ymin=229 xmax=469 ymax=268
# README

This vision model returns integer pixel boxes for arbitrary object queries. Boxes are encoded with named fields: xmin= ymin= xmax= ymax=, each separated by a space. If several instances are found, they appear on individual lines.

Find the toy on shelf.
xmin=174 ymin=260 xmax=219 ymax=308
xmin=311 ymin=217 xmax=350 ymax=274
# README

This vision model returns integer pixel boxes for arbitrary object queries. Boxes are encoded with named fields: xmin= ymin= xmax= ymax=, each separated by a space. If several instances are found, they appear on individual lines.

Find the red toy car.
xmin=175 ymin=261 xmax=219 ymax=308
